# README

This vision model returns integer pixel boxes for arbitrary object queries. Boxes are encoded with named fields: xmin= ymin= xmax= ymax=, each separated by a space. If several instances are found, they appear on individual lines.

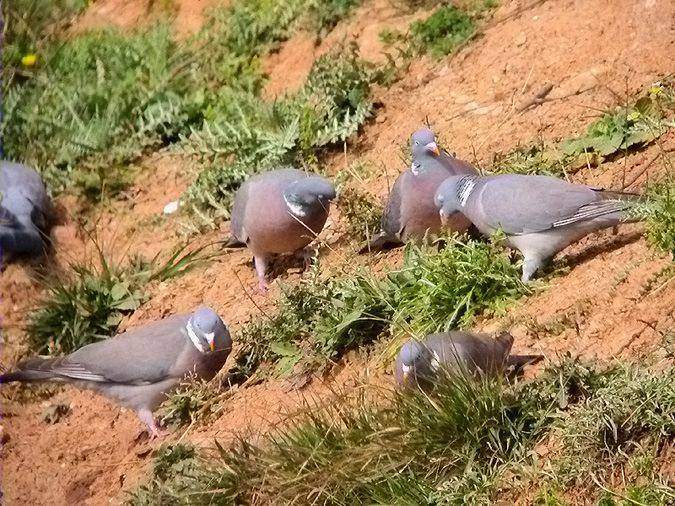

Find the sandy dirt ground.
xmin=1 ymin=0 xmax=674 ymax=503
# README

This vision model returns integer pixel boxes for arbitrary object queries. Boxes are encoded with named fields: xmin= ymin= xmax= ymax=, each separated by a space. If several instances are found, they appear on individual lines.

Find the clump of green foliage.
xmin=306 ymin=0 xmax=361 ymax=37
xmin=638 ymin=175 xmax=675 ymax=256
xmin=538 ymin=361 xmax=675 ymax=494
xmin=129 ymin=360 xmax=674 ymax=504
xmin=231 ymin=237 xmax=526 ymax=379
xmin=409 ymin=4 xmax=476 ymax=57
xmin=130 ymin=443 xmax=201 ymax=504
xmin=561 ymin=87 xmax=671 ymax=162
xmin=183 ymin=44 xmax=377 ymax=225
xmin=336 ymin=186 xmax=383 ymax=240
xmin=491 ymin=80 xmax=675 ymax=177
xmin=26 ymin=242 xmax=216 ymax=354
xmin=3 ymin=25 xmax=203 ymax=197
xmin=27 ymin=254 xmax=144 ymax=354
xmin=1 ymin=0 xmax=88 ymax=87
xmin=388 ymin=238 xmax=528 ymax=334
xmin=157 ymin=376 xmax=225 ymax=428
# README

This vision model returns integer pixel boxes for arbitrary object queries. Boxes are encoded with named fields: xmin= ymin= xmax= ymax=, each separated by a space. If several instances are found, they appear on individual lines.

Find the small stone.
xmin=515 ymin=33 xmax=527 ymax=47
xmin=375 ymin=114 xmax=387 ymax=124
xmin=163 ymin=200 xmax=180 ymax=215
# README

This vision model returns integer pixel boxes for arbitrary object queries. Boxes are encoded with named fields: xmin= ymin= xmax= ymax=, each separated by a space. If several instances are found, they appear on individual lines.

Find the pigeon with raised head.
xmin=0 ymin=306 xmax=231 ymax=437
xmin=395 ymin=331 xmax=541 ymax=387
xmin=226 ymin=167 xmax=336 ymax=293
xmin=434 ymin=173 xmax=641 ymax=282
xmin=360 ymin=128 xmax=477 ymax=253
xmin=0 ymin=160 xmax=51 ymax=258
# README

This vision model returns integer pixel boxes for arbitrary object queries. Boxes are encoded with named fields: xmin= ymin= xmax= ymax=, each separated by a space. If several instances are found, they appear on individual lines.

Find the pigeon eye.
xmin=414 ymin=141 xmax=419 ymax=145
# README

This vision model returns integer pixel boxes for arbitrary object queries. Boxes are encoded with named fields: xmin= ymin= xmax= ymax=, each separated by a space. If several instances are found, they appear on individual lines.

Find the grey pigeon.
xmin=0 ymin=160 xmax=51 ymax=258
xmin=360 ymin=128 xmax=477 ymax=253
xmin=434 ymin=174 xmax=641 ymax=282
xmin=0 ymin=306 xmax=231 ymax=437
xmin=226 ymin=168 xmax=336 ymax=293
xmin=395 ymin=331 xmax=541 ymax=387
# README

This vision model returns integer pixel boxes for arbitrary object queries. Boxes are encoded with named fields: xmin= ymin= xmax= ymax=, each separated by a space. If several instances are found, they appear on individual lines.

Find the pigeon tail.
xmin=506 ymin=354 xmax=543 ymax=375
xmin=0 ymin=368 xmax=55 ymax=383
xmin=0 ymin=356 xmax=64 ymax=384
xmin=358 ymin=231 xmax=403 ymax=254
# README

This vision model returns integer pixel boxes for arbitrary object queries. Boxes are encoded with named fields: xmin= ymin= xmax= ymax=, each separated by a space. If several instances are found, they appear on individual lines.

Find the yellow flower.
xmin=21 ymin=54 xmax=37 ymax=67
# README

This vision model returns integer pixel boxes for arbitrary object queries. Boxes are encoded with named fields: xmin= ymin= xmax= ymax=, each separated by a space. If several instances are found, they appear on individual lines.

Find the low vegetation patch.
xmin=231 ymin=237 xmax=526 ymax=379
xmin=157 ymin=376 xmax=227 ymax=428
xmin=639 ymin=174 xmax=675 ymax=256
xmin=27 ymin=242 xmax=216 ymax=354
xmin=491 ymin=79 xmax=675 ymax=176
xmin=182 ymin=43 xmax=379 ymax=226
xmin=380 ymin=0 xmax=497 ymax=60
xmin=130 ymin=360 xmax=675 ymax=504
xmin=2 ymin=0 xmax=365 ymax=201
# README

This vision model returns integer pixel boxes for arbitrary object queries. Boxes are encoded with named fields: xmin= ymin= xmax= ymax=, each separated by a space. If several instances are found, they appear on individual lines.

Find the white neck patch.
xmin=283 ymin=195 xmax=308 ymax=217
xmin=186 ymin=320 xmax=206 ymax=353
xmin=458 ymin=179 xmax=477 ymax=207
xmin=411 ymin=162 xmax=421 ymax=176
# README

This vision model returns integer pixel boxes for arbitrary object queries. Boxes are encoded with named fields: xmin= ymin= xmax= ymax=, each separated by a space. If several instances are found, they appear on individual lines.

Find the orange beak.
xmin=426 ymin=142 xmax=440 ymax=157
xmin=210 ymin=341 xmax=216 ymax=352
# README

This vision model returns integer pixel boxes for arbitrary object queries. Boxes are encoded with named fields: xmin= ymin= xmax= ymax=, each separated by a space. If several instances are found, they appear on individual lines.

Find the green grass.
xmin=410 ymin=4 xmax=477 ymax=57
xmin=157 ymin=376 xmax=226 ymax=428
xmin=230 ymin=237 xmax=527 ymax=380
xmin=1 ymin=0 xmax=88 ymax=88
xmin=182 ymin=43 xmax=378 ymax=226
xmin=129 ymin=360 xmax=675 ymax=504
xmin=26 ymin=241 xmax=217 ymax=354
xmin=306 ymin=0 xmax=361 ymax=37
xmin=491 ymin=79 xmax=675 ymax=177
xmin=2 ymin=0 xmax=363 ymax=202
xmin=639 ymin=175 xmax=675 ymax=256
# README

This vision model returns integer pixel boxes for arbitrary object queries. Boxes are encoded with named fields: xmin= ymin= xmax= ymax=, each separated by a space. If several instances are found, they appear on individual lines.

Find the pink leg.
xmin=254 ymin=255 xmax=269 ymax=294
xmin=137 ymin=408 xmax=166 ymax=440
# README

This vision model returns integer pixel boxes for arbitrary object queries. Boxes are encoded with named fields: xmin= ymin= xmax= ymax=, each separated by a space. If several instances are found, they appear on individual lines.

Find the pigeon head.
xmin=398 ymin=339 xmax=435 ymax=384
xmin=283 ymin=176 xmax=336 ymax=217
xmin=434 ymin=175 xmax=477 ymax=224
xmin=411 ymin=128 xmax=440 ymax=165
xmin=187 ymin=306 xmax=231 ymax=354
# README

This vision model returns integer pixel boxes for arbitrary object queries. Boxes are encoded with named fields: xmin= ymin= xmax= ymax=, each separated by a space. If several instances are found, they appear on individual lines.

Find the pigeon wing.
xmin=53 ymin=314 xmax=192 ymax=385
xmin=479 ymin=175 xmax=609 ymax=234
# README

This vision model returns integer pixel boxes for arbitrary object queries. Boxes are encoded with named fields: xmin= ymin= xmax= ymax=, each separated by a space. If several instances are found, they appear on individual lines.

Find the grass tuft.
xmin=26 ymin=241 xmax=216 ymax=355
xmin=130 ymin=359 xmax=674 ymax=504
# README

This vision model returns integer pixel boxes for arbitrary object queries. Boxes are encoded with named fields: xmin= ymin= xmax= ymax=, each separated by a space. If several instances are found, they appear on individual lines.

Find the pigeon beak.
xmin=425 ymin=142 xmax=440 ymax=157
xmin=210 ymin=341 xmax=216 ymax=352
xmin=439 ymin=209 xmax=447 ymax=225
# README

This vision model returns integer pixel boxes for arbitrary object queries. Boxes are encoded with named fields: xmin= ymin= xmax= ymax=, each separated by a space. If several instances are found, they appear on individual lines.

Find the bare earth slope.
xmin=1 ymin=0 xmax=673 ymax=503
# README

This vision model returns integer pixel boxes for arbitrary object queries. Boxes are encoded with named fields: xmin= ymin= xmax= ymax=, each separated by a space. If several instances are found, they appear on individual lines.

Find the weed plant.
xmin=27 ymin=241 xmax=216 ymax=354
xmin=130 ymin=360 xmax=674 ymax=504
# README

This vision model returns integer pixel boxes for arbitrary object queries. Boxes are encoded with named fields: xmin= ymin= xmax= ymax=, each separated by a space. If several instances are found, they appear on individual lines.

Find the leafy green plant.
xmin=129 ymin=443 xmax=201 ymax=504
xmin=306 ymin=0 xmax=361 ymax=36
xmin=491 ymin=80 xmax=675 ymax=177
xmin=26 ymin=241 xmax=216 ymax=354
xmin=1 ymin=0 xmax=88 ymax=87
xmin=3 ymin=25 xmax=202 ymax=196
xmin=410 ymin=4 xmax=476 ymax=57
xmin=336 ymin=186 xmax=383 ymax=240
xmin=182 ymin=44 xmax=377 ymax=226
xmin=639 ymin=175 xmax=675 ymax=256
xmin=157 ymin=376 xmax=225 ymax=428
xmin=27 ymin=253 xmax=144 ymax=354
xmin=388 ymin=237 xmax=529 ymax=334
xmin=561 ymin=88 xmax=670 ymax=162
